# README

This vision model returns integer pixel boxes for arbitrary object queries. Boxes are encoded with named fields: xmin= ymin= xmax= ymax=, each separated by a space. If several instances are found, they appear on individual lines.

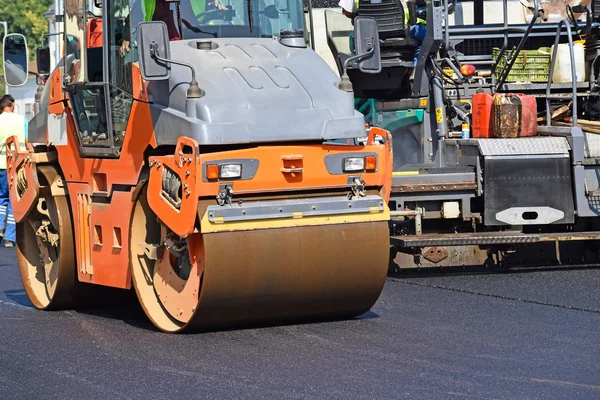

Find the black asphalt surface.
xmin=1 ymin=247 xmax=599 ymax=399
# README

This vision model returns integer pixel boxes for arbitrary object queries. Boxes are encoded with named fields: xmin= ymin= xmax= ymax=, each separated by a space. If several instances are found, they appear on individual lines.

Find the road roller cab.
xmin=3 ymin=0 xmax=393 ymax=332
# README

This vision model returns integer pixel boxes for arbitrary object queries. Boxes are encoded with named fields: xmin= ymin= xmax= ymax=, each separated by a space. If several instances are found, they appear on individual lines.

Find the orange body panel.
xmin=57 ymin=69 xmax=156 ymax=189
xmin=148 ymin=131 xmax=392 ymax=238
xmin=374 ymin=127 xmax=393 ymax=204
xmin=49 ymin=66 xmax=156 ymax=289
xmin=194 ymin=145 xmax=388 ymax=192
xmin=49 ymin=69 xmax=65 ymax=107
xmin=68 ymin=183 xmax=133 ymax=287
xmin=87 ymin=18 xmax=103 ymax=48
xmin=4 ymin=136 xmax=40 ymax=223
xmin=147 ymin=138 xmax=200 ymax=237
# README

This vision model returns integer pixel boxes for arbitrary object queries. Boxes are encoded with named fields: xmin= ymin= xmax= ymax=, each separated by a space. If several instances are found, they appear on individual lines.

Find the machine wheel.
xmin=130 ymin=185 xmax=390 ymax=333
xmin=16 ymin=165 xmax=78 ymax=310
xmin=130 ymin=187 xmax=195 ymax=332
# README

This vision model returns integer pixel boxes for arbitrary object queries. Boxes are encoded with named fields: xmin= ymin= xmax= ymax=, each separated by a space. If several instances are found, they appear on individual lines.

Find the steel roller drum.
xmin=131 ymin=189 xmax=389 ymax=333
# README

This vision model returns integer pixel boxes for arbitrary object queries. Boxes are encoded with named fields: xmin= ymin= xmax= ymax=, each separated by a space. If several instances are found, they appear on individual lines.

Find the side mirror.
xmin=353 ymin=16 xmax=381 ymax=74
xmin=36 ymin=47 xmax=51 ymax=75
xmin=3 ymin=33 xmax=29 ymax=87
xmin=137 ymin=21 xmax=171 ymax=81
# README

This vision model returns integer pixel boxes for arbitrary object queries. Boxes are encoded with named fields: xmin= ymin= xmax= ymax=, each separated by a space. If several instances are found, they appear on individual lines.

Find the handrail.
xmin=307 ymin=0 xmax=316 ymax=50
xmin=545 ymin=19 xmax=578 ymax=128
xmin=490 ymin=0 xmax=510 ymax=85
xmin=444 ymin=0 xmax=450 ymax=53
xmin=495 ymin=0 xmax=541 ymax=91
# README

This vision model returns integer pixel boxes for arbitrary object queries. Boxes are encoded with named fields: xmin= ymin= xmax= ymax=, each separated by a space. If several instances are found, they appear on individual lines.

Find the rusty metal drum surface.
xmin=192 ymin=222 xmax=390 ymax=329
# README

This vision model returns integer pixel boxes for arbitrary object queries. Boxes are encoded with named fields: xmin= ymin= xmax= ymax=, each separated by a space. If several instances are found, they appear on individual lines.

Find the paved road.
xmin=1 ymin=247 xmax=599 ymax=399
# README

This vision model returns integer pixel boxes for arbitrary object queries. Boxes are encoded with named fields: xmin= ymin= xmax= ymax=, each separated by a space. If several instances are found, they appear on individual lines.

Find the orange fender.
xmin=5 ymin=135 xmax=56 ymax=223
xmin=147 ymin=137 xmax=201 ymax=238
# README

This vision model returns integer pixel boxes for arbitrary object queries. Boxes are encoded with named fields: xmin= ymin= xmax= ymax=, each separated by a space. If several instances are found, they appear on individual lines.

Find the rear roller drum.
xmin=16 ymin=165 xmax=78 ymax=310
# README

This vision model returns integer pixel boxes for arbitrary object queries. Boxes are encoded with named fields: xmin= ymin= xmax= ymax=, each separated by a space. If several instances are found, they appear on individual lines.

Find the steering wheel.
xmin=197 ymin=8 xmax=232 ymax=24
xmin=274 ymin=0 xmax=289 ymax=14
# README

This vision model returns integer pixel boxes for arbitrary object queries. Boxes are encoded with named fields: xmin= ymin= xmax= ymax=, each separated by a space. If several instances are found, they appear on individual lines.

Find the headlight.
xmin=219 ymin=164 xmax=242 ymax=179
xmin=343 ymin=157 xmax=365 ymax=172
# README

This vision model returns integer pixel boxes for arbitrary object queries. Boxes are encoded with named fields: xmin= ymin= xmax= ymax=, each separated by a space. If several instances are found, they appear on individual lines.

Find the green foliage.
xmin=0 ymin=0 xmax=53 ymax=91
xmin=0 ymin=0 xmax=54 ymax=57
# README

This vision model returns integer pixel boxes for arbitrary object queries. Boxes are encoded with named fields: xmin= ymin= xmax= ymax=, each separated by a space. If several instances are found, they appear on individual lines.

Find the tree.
xmin=0 ymin=0 xmax=53 ymax=94
xmin=0 ymin=0 xmax=54 ymax=57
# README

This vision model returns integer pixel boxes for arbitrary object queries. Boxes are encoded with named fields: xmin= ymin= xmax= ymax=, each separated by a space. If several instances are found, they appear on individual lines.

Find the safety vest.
xmin=354 ymin=0 xmax=426 ymax=25
xmin=0 ymin=112 xmax=27 ymax=170
xmin=143 ymin=0 xmax=155 ymax=21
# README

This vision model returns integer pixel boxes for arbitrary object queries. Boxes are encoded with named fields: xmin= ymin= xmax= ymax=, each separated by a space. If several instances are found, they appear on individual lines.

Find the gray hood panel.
xmin=147 ymin=38 xmax=364 ymax=145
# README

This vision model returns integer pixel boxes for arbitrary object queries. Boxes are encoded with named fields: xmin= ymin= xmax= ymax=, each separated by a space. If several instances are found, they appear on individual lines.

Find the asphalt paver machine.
xmin=324 ymin=0 xmax=600 ymax=270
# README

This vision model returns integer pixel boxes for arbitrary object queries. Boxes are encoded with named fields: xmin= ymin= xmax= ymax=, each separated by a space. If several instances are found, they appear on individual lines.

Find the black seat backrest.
xmin=87 ymin=47 xmax=104 ymax=82
xmin=357 ymin=0 xmax=406 ymax=40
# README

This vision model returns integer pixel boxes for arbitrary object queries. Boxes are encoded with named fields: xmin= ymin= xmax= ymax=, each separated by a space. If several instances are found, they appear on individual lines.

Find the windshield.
xmin=127 ymin=0 xmax=305 ymax=40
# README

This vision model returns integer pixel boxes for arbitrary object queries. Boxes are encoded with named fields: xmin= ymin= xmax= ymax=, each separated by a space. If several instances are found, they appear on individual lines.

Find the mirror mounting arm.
xmin=343 ymin=47 xmax=375 ymax=71
xmin=338 ymin=47 xmax=375 ymax=93
xmin=149 ymin=42 xmax=203 ymax=99
xmin=40 ymin=32 xmax=63 ymax=48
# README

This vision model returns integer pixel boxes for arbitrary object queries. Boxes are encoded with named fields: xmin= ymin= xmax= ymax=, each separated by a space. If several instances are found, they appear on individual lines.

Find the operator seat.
xmin=341 ymin=0 xmax=420 ymax=100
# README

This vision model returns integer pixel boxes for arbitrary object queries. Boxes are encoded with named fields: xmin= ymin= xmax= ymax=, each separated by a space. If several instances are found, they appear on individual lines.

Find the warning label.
xmin=435 ymin=108 xmax=443 ymax=123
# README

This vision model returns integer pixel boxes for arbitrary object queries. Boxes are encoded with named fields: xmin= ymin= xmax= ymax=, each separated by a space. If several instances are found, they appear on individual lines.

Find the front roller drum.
xmin=131 ymin=188 xmax=389 ymax=333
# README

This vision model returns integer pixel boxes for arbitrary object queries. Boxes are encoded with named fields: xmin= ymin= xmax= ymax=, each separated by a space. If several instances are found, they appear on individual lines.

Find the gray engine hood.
xmin=147 ymin=38 xmax=365 ymax=146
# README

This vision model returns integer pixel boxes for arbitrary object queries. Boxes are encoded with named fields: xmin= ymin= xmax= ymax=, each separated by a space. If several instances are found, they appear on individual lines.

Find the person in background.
xmin=338 ymin=0 xmax=357 ymax=20
xmin=120 ymin=0 xmax=228 ymax=57
xmin=0 ymin=94 xmax=28 ymax=248
xmin=339 ymin=0 xmax=426 ymax=68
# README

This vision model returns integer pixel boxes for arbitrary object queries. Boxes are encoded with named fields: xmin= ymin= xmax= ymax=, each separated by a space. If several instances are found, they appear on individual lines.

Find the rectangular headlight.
xmin=343 ymin=157 xmax=365 ymax=172
xmin=219 ymin=164 xmax=242 ymax=179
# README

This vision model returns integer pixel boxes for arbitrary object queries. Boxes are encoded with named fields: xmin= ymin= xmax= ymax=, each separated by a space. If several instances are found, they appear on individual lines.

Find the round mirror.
xmin=3 ymin=33 xmax=29 ymax=87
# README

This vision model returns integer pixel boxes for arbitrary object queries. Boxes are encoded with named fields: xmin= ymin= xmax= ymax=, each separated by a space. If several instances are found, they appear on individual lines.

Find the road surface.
xmin=1 ymin=247 xmax=599 ymax=399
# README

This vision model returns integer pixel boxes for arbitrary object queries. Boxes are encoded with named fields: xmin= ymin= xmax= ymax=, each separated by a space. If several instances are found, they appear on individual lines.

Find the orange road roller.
xmin=2 ymin=0 xmax=392 ymax=332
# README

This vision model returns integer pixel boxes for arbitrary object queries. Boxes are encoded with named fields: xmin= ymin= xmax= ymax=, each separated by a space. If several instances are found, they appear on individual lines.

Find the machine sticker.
xmin=435 ymin=107 xmax=443 ymax=123
xmin=420 ymin=99 xmax=428 ymax=107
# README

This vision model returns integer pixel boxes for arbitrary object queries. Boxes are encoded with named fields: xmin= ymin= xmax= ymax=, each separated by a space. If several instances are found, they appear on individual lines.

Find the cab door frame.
xmin=62 ymin=0 xmax=121 ymax=158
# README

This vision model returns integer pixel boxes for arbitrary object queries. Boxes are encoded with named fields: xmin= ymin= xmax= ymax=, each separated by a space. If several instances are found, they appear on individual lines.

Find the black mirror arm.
xmin=338 ymin=47 xmax=376 ymax=92
xmin=149 ymin=42 xmax=204 ymax=98
xmin=40 ymin=32 xmax=63 ymax=48
xmin=343 ymin=46 xmax=375 ymax=71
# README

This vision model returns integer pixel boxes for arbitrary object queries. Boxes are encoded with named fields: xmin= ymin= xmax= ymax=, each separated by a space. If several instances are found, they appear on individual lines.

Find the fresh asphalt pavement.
xmin=0 ymin=246 xmax=599 ymax=400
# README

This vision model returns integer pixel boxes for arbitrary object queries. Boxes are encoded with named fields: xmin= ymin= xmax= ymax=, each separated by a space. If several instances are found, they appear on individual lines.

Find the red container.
xmin=472 ymin=93 xmax=537 ymax=138
xmin=516 ymin=93 xmax=537 ymax=137
xmin=472 ymin=93 xmax=494 ymax=138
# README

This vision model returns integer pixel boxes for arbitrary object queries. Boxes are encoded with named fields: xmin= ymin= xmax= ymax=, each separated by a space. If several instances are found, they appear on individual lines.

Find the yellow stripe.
xmin=200 ymin=205 xmax=391 ymax=233
xmin=392 ymin=171 xmax=420 ymax=176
